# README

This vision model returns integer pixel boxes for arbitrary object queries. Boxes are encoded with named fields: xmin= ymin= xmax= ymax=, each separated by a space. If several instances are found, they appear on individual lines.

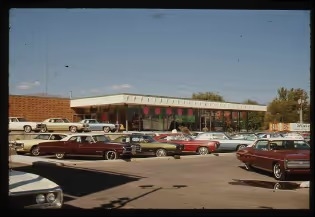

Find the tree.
xmin=191 ymin=92 xmax=225 ymax=102
xmin=242 ymin=99 xmax=265 ymax=131
xmin=264 ymin=87 xmax=310 ymax=129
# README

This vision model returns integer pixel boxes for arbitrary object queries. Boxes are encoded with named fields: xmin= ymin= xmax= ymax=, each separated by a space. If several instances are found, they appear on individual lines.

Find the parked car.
xmin=230 ymin=133 xmax=258 ymax=141
xmin=40 ymin=118 xmax=90 ymax=133
xmin=191 ymin=132 xmax=204 ymax=138
xmin=9 ymin=169 xmax=63 ymax=208
xmin=154 ymin=133 xmax=220 ymax=155
xmin=37 ymin=133 xmax=138 ymax=160
xmin=9 ymin=117 xmax=45 ymax=133
xmin=194 ymin=132 xmax=253 ymax=151
xmin=79 ymin=119 xmax=117 ymax=133
xmin=11 ymin=133 xmax=68 ymax=156
xmin=236 ymin=138 xmax=310 ymax=180
xmin=112 ymin=134 xmax=184 ymax=157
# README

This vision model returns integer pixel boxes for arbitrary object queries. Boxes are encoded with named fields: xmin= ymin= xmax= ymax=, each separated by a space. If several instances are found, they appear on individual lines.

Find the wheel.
xmin=30 ymin=146 xmax=40 ymax=156
xmin=104 ymin=151 xmax=117 ymax=160
xmin=24 ymin=125 xmax=32 ymax=133
xmin=55 ymin=153 xmax=65 ymax=159
xmin=155 ymin=148 xmax=167 ymax=157
xmin=237 ymin=144 xmax=247 ymax=151
xmin=197 ymin=147 xmax=209 ymax=155
xmin=244 ymin=163 xmax=252 ymax=171
xmin=273 ymin=162 xmax=286 ymax=180
xmin=70 ymin=126 xmax=77 ymax=133
xmin=103 ymin=126 xmax=110 ymax=133
xmin=40 ymin=126 xmax=47 ymax=133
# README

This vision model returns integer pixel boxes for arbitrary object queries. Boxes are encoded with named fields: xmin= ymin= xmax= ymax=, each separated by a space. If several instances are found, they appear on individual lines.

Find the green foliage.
xmin=242 ymin=100 xmax=265 ymax=131
xmin=264 ymin=87 xmax=310 ymax=128
xmin=192 ymin=92 xmax=225 ymax=102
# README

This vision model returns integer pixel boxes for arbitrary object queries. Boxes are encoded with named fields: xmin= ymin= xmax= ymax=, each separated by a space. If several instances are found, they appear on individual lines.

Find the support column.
xmin=237 ymin=111 xmax=240 ymax=132
xmin=246 ymin=111 xmax=249 ymax=132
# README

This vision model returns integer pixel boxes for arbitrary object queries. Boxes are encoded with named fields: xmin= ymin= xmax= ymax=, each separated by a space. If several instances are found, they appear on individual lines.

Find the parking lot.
xmin=10 ymin=153 xmax=309 ymax=209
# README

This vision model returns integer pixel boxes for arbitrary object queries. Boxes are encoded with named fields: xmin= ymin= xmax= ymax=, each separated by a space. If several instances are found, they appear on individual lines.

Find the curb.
xmin=32 ymin=161 xmax=65 ymax=167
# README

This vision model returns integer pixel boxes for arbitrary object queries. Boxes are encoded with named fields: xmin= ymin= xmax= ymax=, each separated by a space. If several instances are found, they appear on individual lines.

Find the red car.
xmin=236 ymin=138 xmax=310 ymax=180
xmin=154 ymin=133 xmax=220 ymax=155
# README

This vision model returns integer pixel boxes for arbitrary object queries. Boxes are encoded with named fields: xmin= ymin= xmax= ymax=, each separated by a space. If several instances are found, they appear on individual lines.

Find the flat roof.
xmin=70 ymin=93 xmax=267 ymax=112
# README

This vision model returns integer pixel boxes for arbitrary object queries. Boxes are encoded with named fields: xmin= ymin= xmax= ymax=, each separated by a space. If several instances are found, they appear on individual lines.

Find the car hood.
xmin=9 ymin=170 xmax=59 ymax=194
xmin=12 ymin=139 xmax=46 ymax=143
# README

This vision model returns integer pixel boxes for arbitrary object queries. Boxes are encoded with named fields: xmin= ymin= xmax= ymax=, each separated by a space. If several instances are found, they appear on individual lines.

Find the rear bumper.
xmin=285 ymin=169 xmax=310 ymax=175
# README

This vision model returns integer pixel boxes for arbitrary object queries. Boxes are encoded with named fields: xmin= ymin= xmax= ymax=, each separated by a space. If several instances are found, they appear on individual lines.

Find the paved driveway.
xmin=11 ymin=154 xmax=309 ymax=209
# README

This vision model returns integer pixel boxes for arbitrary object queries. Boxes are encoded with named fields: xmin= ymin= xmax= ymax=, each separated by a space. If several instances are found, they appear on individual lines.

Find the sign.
xmin=269 ymin=122 xmax=310 ymax=132
xmin=289 ymin=123 xmax=310 ymax=132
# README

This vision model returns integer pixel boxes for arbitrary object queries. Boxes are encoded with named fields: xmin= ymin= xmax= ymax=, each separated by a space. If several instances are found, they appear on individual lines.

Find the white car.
xmin=12 ymin=133 xmax=68 ymax=156
xmin=9 ymin=117 xmax=45 ymax=133
xmin=195 ymin=132 xmax=253 ymax=151
xmin=9 ymin=170 xmax=63 ymax=208
xmin=40 ymin=118 xmax=90 ymax=133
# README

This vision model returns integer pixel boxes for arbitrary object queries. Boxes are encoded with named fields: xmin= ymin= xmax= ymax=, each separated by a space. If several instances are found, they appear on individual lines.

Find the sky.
xmin=9 ymin=9 xmax=310 ymax=104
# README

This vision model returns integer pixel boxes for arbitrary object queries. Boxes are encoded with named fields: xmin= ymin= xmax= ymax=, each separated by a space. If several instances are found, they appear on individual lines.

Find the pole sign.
xmin=289 ymin=123 xmax=310 ymax=132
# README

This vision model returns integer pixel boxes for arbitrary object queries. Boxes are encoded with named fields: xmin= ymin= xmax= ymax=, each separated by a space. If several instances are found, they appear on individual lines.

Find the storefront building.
xmin=70 ymin=93 xmax=267 ymax=132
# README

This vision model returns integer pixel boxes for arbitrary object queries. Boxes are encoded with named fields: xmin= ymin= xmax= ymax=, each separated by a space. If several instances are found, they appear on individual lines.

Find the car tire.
xmin=24 ymin=125 xmax=32 ymax=133
xmin=103 ymin=126 xmax=110 ymax=133
xmin=70 ymin=126 xmax=77 ymax=133
xmin=40 ymin=126 xmax=47 ymax=133
xmin=236 ymin=144 xmax=247 ymax=151
xmin=244 ymin=163 xmax=253 ymax=171
xmin=30 ymin=145 xmax=40 ymax=156
xmin=273 ymin=162 xmax=286 ymax=180
xmin=155 ymin=148 xmax=167 ymax=157
xmin=104 ymin=150 xmax=117 ymax=160
xmin=55 ymin=153 xmax=66 ymax=159
xmin=197 ymin=147 xmax=209 ymax=155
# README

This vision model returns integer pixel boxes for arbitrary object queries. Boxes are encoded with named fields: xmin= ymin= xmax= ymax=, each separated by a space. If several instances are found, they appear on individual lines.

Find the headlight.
xmin=36 ymin=194 xmax=46 ymax=204
xmin=46 ymin=193 xmax=56 ymax=203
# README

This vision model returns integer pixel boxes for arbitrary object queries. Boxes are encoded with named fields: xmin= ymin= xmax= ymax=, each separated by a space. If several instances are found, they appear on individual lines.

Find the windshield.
xmin=34 ymin=134 xmax=50 ymax=140
xmin=62 ymin=118 xmax=70 ymax=123
xmin=17 ymin=118 xmax=27 ymax=122
xmin=93 ymin=135 xmax=110 ymax=142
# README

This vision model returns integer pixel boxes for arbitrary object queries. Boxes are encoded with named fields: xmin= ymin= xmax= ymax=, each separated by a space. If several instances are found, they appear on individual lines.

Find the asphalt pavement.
xmin=10 ymin=154 xmax=309 ymax=209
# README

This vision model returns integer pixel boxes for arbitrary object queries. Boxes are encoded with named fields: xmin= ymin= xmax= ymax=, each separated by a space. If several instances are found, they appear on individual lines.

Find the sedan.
xmin=154 ymin=133 xmax=220 ymax=155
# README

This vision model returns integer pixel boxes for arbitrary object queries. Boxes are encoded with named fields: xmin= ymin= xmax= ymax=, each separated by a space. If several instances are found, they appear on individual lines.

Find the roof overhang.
xmin=70 ymin=94 xmax=267 ymax=112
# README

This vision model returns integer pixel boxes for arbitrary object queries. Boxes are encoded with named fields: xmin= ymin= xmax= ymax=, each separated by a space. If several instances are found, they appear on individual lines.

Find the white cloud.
xmin=111 ymin=84 xmax=132 ymax=90
xmin=16 ymin=81 xmax=41 ymax=90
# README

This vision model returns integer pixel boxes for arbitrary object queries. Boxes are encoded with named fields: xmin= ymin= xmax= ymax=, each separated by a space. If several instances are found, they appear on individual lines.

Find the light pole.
xmin=298 ymin=98 xmax=304 ymax=124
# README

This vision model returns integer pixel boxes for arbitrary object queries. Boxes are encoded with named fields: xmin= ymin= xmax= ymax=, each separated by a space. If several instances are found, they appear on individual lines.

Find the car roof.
xmin=66 ymin=133 xmax=105 ymax=137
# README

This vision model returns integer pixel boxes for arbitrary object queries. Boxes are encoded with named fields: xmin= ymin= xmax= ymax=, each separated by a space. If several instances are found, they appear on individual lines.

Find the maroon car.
xmin=38 ymin=133 xmax=139 ymax=160
xmin=154 ymin=133 xmax=220 ymax=155
xmin=236 ymin=138 xmax=310 ymax=180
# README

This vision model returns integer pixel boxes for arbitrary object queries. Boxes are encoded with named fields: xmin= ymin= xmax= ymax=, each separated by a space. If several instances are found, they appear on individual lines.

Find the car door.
xmin=76 ymin=136 xmax=95 ymax=155
xmin=252 ymin=140 xmax=269 ymax=169
xmin=212 ymin=133 xmax=230 ymax=150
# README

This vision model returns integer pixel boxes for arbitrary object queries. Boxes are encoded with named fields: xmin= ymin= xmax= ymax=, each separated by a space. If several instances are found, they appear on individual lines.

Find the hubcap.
xmin=156 ymin=149 xmax=166 ymax=157
xmin=32 ymin=147 xmax=40 ymax=156
xmin=71 ymin=127 xmax=76 ymax=132
xmin=274 ymin=164 xmax=281 ymax=178
xmin=244 ymin=163 xmax=250 ymax=170
xmin=56 ymin=153 xmax=64 ymax=158
xmin=25 ymin=126 xmax=31 ymax=132
xmin=199 ymin=147 xmax=208 ymax=155
xmin=104 ymin=127 xmax=110 ymax=133
xmin=106 ymin=151 xmax=116 ymax=160
xmin=238 ymin=145 xmax=246 ymax=150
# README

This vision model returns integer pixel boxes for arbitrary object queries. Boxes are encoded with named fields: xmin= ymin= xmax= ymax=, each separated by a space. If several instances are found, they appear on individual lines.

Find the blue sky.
xmin=9 ymin=9 xmax=310 ymax=104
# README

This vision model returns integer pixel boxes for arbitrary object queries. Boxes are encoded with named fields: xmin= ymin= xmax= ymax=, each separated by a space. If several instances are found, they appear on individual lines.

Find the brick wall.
xmin=9 ymin=95 xmax=76 ymax=122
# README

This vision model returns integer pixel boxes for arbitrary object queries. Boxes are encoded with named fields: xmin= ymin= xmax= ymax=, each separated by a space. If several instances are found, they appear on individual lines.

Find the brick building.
xmin=9 ymin=95 xmax=75 ymax=122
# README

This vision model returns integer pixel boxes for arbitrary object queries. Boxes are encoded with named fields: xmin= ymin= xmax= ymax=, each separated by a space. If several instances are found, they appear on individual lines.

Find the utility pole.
xmin=298 ymin=98 xmax=304 ymax=124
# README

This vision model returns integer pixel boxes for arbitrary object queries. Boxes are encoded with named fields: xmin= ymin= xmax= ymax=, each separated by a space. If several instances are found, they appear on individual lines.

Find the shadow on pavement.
xmin=13 ymin=164 xmax=144 ymax=204
xmin=94 ymin=185 xmax=188 ymax=209
xmin=229 ymin=179 xmax=300 ymax=190
xmin=238 ymin=165 xmax=310 ymax=181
